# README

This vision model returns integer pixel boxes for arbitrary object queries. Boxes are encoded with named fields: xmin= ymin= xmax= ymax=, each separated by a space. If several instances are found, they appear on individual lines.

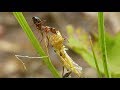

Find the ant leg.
xmin=40 ymin=31 xmax=44 ymax=42
xmin=44 ymin=33 xmax=50 ymax=56
xmin=36 ymin=30 xmax=43 ymax=43
xmin=63 ymin=71 xmax=72 ymax=78
xmin=65 ymin=38 xmax=69 ymax=43
xmin=46 ymin=35 xmax=49 ymax=48
xmin=34 ymin=29 xmax=40 ymax=40
xmin=62 ymin=34 xmax=69 ymax=43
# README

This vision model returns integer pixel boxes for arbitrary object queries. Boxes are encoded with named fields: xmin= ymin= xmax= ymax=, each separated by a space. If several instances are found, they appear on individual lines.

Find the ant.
xmin=32 ymin=16 xmax=68 ymax=45
xmin=32 ymin=16 xmax=58 ymax=48
xmin=32 ymin=16 xmax=57 ymax=33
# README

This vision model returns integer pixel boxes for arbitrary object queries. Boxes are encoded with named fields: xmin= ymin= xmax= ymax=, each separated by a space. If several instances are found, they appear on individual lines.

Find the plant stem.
xmin=89 ymin=36 xmax=102 ymax=78
xmin=98 ymin=12 xmax=111 ymax=78
xmin=13 ymin=12 xmax=61 ymax=78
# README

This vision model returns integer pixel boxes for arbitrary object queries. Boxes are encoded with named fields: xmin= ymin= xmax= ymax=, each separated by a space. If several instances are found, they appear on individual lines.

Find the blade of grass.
xmin=13 ymin=12 xmax=61 ymax=78
xmin=89 ymin=36 xmax=102 ymax=78
xmin=98 ymin=12 xmax=111 ymax=78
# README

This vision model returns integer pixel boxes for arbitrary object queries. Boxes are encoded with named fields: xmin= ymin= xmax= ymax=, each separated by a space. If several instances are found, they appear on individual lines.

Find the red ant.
xmin=32 ymin=16 xmax=68 ymax=47
xmin=32 ymin=16 xmax=57 ymax=47
xmin=32 ymin=17 xmax=57 ymax=35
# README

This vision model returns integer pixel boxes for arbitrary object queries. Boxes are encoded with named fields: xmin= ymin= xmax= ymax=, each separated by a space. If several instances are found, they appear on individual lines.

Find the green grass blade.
xmin=13 ymin=12 xmax=61 ymax=78
xmin=89 ymin=36 xmax=102 ymax=78
xmin=98 ymin=12 xmax=111 ymax=78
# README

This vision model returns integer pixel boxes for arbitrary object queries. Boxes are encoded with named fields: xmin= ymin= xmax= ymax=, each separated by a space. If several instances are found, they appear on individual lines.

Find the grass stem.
xmin=13 ymin=12 xmax=61 ymax=78
xmin=89 ymin=36 xmax=102 ymax=78
xmin=98 ymin=12 xmax=111 ymax=78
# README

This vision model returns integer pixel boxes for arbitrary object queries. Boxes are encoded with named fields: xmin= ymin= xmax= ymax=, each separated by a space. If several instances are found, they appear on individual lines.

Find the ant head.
xmin=32 ymin=16 xmax=41 ymax=24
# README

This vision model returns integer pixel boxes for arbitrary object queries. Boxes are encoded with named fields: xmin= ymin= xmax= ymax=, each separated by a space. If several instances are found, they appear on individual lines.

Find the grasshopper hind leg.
xmin=62 ymin=66 xmax=65 ymax=77
xmin=62 ymin=67 xmax=72 ymax=78
xmin=63 ymin=71 xmax=72 ymax=78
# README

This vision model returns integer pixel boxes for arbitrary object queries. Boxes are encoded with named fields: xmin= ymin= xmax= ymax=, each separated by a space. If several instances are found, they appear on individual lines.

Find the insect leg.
xmin=46 ymin=35 xmax=50 ymax=48
xmin=40 ymin=31 xmax=44 ymax=42
xmin=15 ymin=55 xmax=27 ymax=71
xmin=62 ymin=33 xmax=69 ymax=43
xmin=63 ymin=71 xmax=72 ymax=78
xmin=62 ymin=66 xmax=65 ymax=77
xmin=36 ymin=29 xmax=43 ymax=43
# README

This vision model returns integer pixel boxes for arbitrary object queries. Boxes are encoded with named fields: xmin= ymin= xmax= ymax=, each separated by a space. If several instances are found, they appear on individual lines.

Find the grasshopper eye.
xmin=32 ymin=16 xmax=41 ymax=24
